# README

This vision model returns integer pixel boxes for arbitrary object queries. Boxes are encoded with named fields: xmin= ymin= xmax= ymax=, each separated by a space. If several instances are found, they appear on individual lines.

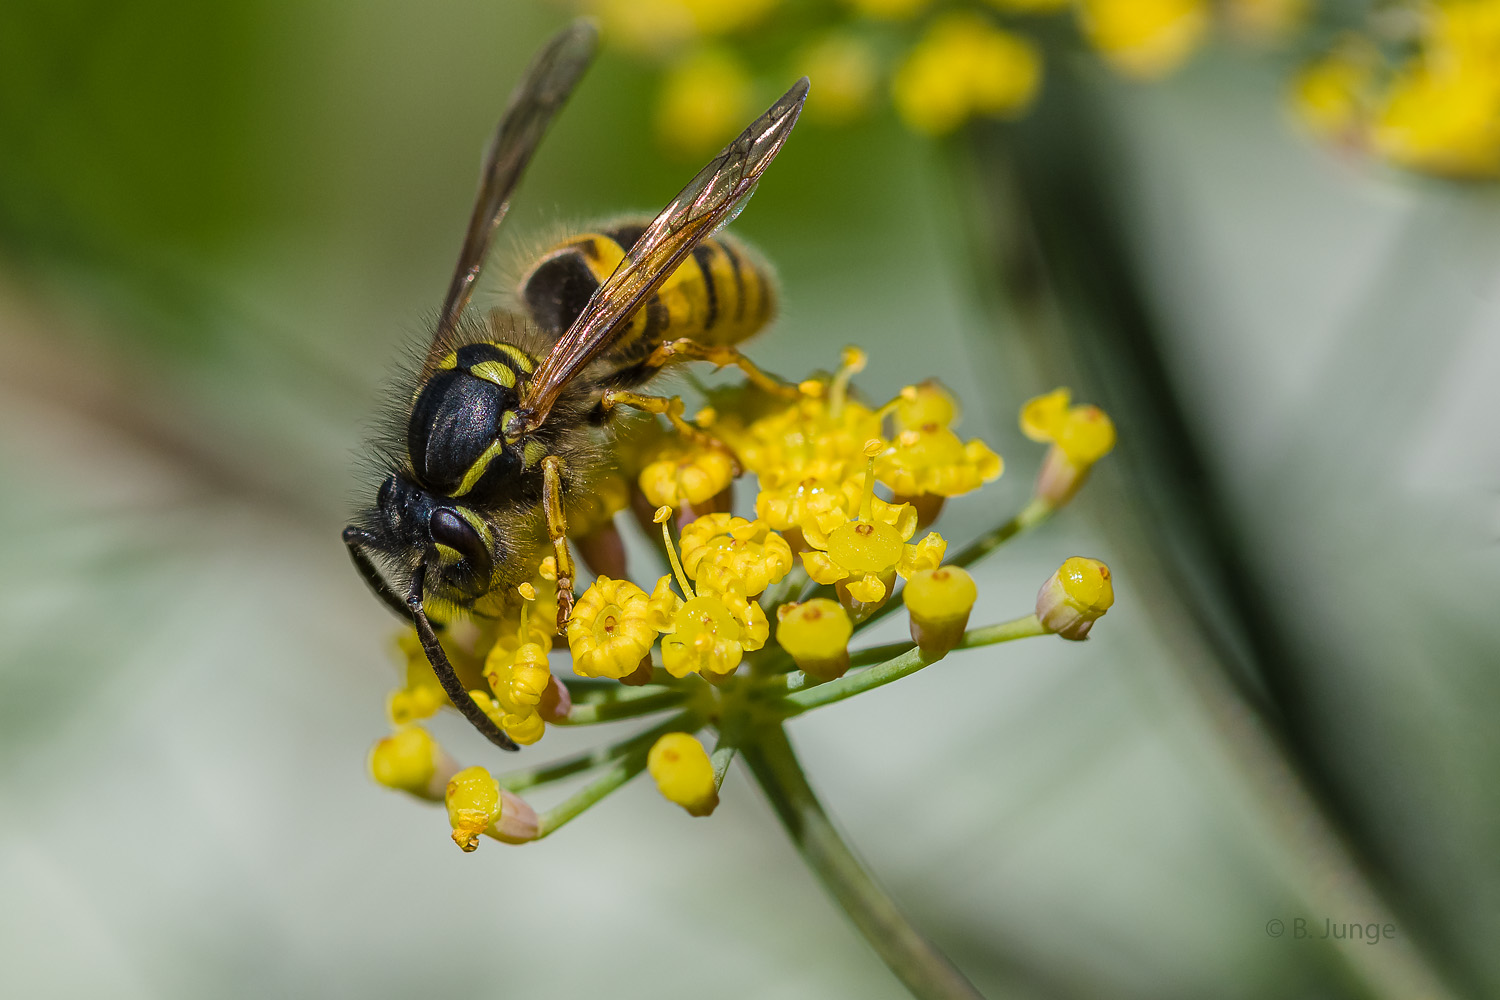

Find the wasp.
xmin=343 ymin=19 xmax=809 ymax=751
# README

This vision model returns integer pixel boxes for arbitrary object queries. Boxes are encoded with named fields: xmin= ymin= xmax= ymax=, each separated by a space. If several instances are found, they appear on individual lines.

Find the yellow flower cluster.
xmin=1293 ymin=0 xmax=1500 ymax=179
xmin=368 ymin=358 xmax=1120 ymax=849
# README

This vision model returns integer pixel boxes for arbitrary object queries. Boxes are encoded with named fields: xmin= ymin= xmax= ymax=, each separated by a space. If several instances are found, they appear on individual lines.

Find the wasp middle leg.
xmin=643 ymin=339 xmax=799 ymax=399
xmin=599 ymin=389 xmax=734 ymax=461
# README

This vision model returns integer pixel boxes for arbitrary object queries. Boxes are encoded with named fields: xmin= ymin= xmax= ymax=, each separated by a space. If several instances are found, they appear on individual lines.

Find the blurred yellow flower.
xmin=1289 ymin=35 xmax=1379 ymax=142
xmin=581 ymin=0 xmax=782 ymax=54
xmin=892 ymin=380 xmax=960 ymax=433
xmin=370 ymin=725 xmax=451 ymax=799
xmin=843 ymin=0 xmax=935 ymax=20
xmin=1370 ymin=1 xmax=1500 ymax=178
xmin=656 ymin=47 xmax=756 ymax=155
xmin=1020 ymin=387 xmax=1116 ymax=507
xmin=798 ymin=32 xmax=880 ymax=123
xmin=1226 ymin=0 xmax=1310 ymax=43
xmin=892 ymin=12 xmax=1042 ymax=135
xmin=987 ymin=0 xmax=1070 ymax=12
xmin=1076 ymin=0 xmax=1209 ymax=80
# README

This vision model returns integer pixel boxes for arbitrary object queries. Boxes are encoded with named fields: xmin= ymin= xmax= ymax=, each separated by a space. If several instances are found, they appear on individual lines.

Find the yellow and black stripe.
xmin=519 ymin=221 xmax=776 ymax=367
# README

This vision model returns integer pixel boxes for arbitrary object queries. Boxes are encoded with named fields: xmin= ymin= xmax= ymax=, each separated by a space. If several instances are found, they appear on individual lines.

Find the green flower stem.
xmin=536 ymin=711 xmax=699 ymax=838
xmin=849 ymin=641 xmax=914 ymax=668
xmin=779 ymin=615 xmax=1047 ymax=711
xmin=709 ymin=738 xmax=737 ymax=792
xmin=743 ymin=725 xmax=984 ymax=1000
xmin=949 ymin=497 xmax=1053 ymax=569
xmin=850 ymin=498 xmax=1054 ymax=636
xmin=497 ymin=726 xmax=665 ymax=793
xmin=556 ymin=687 xmax=687 ymax=725
xmin=562 ymin=667 xmax=677 ymax=700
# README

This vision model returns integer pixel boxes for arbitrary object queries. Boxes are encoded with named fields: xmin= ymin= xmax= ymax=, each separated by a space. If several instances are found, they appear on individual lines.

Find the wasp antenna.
xmin=407 ymin=565 xmax=521 ymax=752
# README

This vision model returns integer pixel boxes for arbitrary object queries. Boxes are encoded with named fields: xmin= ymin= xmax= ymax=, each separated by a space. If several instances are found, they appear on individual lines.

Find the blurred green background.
xmin=2 ymin=1 xmax=1497 ymax=998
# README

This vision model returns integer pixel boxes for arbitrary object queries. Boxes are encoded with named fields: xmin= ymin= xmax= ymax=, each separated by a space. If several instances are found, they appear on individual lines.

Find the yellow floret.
xmin=903 ymin=565 xmax=978 ymax=658
xmin=446 ymin=766 xmax=502 ymax=852
xmin=776 ymin=598 xmax=854 ymax=679
xmin=566 ymin=577 xmax=662 ymax=679
xmin=1020 ymin=388 xmax=1117 ymax=466
xmin=638 ymin=438 xmax=738 ymax=511
xmin=369 ymin=726 xmax=440 ymax=795
xmin=876 ymin=427 xmax=1003 ymax=498
xmin=648 ymin=732 xmax=719 ymax=816
xmin=679 ymin=513 xmax=793 ymax=598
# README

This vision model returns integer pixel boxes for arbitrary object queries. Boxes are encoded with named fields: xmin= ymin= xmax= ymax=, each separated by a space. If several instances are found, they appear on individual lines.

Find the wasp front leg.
xmin=644 ymin=339 xmax=799 ymax=399
xmin=541 ymin=455 xmax=578 ymax=631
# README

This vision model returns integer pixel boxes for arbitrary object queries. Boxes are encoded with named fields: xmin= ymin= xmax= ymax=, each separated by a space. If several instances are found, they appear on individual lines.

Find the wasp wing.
xmin=430 ymin=18 xmax=598 ymax=354
xmin=516 ymin=77 xmax=809 ymax=430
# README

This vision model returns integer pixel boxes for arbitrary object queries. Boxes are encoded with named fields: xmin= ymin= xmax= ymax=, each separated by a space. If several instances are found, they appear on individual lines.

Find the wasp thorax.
xmin=407 ymin=341 xmax=538 ymax=502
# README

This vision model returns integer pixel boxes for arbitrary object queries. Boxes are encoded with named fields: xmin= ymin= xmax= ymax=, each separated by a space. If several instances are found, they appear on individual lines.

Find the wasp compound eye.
xmin=429 ymin=508 xmax=494 ymax=587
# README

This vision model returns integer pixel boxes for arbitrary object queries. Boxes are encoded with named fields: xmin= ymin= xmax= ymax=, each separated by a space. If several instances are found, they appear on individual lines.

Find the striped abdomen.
xmin=519 ymin=221 xmax=776 ymax=370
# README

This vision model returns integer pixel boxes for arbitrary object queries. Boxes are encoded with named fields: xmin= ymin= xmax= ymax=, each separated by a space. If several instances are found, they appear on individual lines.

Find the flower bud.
xmin=445 ymin=766 xmax=538 ymax=850
xmin=1035 ymin=557 xmax=1114 ymax=640
xmin=902 ymin=566 xmax=977 ymax=659
xmin=369 ymin=725 xmax=457 ymax=802
xmin=538 ymin=675 xmax=572 ymax=722
xmin=647 ymin=733 xmax=719 ymax=817
xmin=776 ymin=599 xmax=853 ymax=680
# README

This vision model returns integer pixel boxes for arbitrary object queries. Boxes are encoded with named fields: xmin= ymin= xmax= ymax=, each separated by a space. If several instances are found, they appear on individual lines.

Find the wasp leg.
xmin=599 ymin=389 xmax=735 ymax=466
xmin=343 ymin=527 xmax=413 ymax=622
xmin=406 ymin=564 xmax=520 ymax=752
xmin=644 ymin=339 xmax=799 ymax=399
xmin=542 ymin=454 xmax=578 ymax=632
